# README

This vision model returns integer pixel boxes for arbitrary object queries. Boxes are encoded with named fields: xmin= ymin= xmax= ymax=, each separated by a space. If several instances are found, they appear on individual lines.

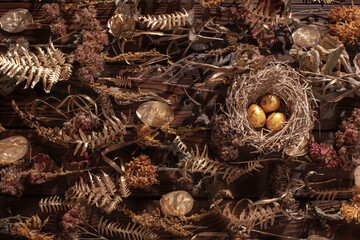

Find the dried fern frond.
xmin=139 ymin=9 xmax=189 ymax=30
xmin=118 ymin=175 xmax=131 ymax=198
xmin=65 ymin=171 xmax=122 ymax=213
xmin=98 ymin=217 xmax=159 ymax=240
xmin=39 ymin=195 xmax=74 ymax=213
xmin=306 ymin=0 xmax=335 ymax=3
xmin=305 ymin=171 xmax=360 ymax=201
xmin=218 ymin=198 xmax=283 ymax=234
xmin=241 ymin=0 xmax=289 ymax=28
xmin=179 ymin=145 xmax=263 ymax=184
xmin=90 ymin=82 xmax=170 ymax=105
xmin=0 ymin=41 xmax=72 ymax=93
xmin=12 ymin=98 xmax=128 ymax=155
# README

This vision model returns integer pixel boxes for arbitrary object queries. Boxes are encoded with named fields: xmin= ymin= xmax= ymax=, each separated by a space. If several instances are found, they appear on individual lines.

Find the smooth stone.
xmin=160 ymin=190 xmax=194 ymax=217
xmin=292 ymin=25 xmax=322 ymax=48
xmin=0 ymin=136 xmax=29 ymax=162
xmin=136 ymin=101 xmax=174 ymax=127
xmin=0 ymin=9 xmax=33 ymax=33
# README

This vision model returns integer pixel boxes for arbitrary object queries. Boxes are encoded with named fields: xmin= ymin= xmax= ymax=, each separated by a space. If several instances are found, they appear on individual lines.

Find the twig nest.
xmin=136 ymin=101 xmax=174 ymax=127
xmin=160 ymin=190 xmax=194 ymax=217
xmin=226 ymin=63 xmax=316 ymax=154
xmin=0 ymin=136 xmax=29 ymax=161
xmin=354 ymin=166 xmax=360 ymax=187
xmin=292 ymin=25 xmax=321 ymax=48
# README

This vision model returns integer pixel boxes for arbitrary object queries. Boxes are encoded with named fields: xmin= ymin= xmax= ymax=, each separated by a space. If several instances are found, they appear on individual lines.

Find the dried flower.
xmin=125 ymin=154 xmax=159 ymax=189
xmin=11 ymin=215 xmax=53 ymax=240
xmin=41 ymin=3 xmax=67 ymax=37
xmin=73 ymin=7 xmax=108 ymax=82
xmin=328 ymin=4 xmax=360 ymax=45
xmin=63 ymin=113 xmax=100 ymax=135
xmin=340 ymin=194 xmax=360 ymax=224
xmin=0 ymin=166 xmax=24 ymax=197
xmin=29 ymin=153 xmax=57 ymax=185
xmin=42 ymin=3 xmax=61 ymax=22
xmin=210 ymin=114 xmax=241 ymax=161
xmin=130 ymin=208 xmax=194 ymax=237
xmin=101 ymin=93 xmax=115 ymax=116
xmin=60 ymin=203 xmax=86 ymax=240
xmin=309 ymin=142 xmax=341 ymax=168
xmin=336 ymin=108 xmax=360 ymax=169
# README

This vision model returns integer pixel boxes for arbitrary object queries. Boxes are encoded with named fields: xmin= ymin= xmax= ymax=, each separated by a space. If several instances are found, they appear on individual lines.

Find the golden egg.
xmin=247 ymin=104 xmax=266 ymax=128
xmin=259 ymin=94 xmax=281 ymax=113
xmin=266 ymin=112 xmax=286 ymax=131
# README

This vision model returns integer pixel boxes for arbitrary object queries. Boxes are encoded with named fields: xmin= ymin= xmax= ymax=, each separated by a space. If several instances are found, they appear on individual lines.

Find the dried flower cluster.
xmin=59 ymin=203 xmax=86 ymax=239
xmin=11 ymin=215 xmax=53 ymax=240
xmin=340 ymin=194 xmax=360 ymax=224
xmin=0 ymin=166 xmax=24 ymax=197
xmin=130 ymin=208 xmax=195 ymax=237
xmin=336 ymin=108 xmax=360 ymax=169
xmin=211 ymin=114 xmax=241 ymax=161
xmin=328 ymin=4 xmax=360 ymax=45
xmin=29 ymin=153 xmax=57 ymax=185
xmin=309 ymin=142 xmax=341 ymax=168
xmin=125 ymin=154 xmax=159 ymax=189
xmin=63 ymin=113 xmax=100 ymax=135
xmin=41 ymin=3 xmax=67 ymax=36
xmin=74 ymin=7 xmax=109 ymax=82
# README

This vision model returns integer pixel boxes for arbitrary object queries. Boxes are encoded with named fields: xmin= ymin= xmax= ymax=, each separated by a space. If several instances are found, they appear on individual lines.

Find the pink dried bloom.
xmin=101 ymin=93 xmax=115 ymax=116
xmin=41 ymin=3 xmax=61 ymax=22
xmin=75 ymin=7 xmax=99 ymax=30
xmin=50 ymin=19 xmax=67 ymax=36
xmin=309 ymin=142 xmax=341 ymax=168
xmin=73 ymin=8 xmax=108 ymax=83
xmin=63 ymin=113 xmax=100 ymax=135
xmin=336 ymin=108 xmax=360 ymax=169
xmin=75 ymin=46 xmax=105 ymax=82
xmin=29 ymin=153 xmax=57 ymax=185
xmin=60 ymin=203 xmax=85 ymax=239
xmin=0 ymin=166 xmax=24 ymax=197
xmin=41 ymin=3 xmax=67 ymax=36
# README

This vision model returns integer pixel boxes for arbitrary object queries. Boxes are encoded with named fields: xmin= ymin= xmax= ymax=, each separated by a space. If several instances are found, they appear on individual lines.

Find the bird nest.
xmin=225 ymin=63 xmax=316 ymax=154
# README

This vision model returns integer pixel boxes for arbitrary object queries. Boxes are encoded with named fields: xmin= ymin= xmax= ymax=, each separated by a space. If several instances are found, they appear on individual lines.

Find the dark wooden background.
xmin=1 ymin=0 xmax=360 ymax=239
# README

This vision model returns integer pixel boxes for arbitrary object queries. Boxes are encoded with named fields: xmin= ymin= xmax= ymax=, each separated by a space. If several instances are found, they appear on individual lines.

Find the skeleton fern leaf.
xmin=0 ymin=41 xmax=72 ymax=93
xmin=139 ymin=9 xmax=190 ymax=30
xmin=65 ymin=171 xmax=123 ymax=213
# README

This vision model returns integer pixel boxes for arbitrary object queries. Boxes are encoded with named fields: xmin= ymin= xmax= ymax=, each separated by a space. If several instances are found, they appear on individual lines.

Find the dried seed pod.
xmin=292 ymin=25 xmax=321 ymax=48
xmin=160 ymin=190 xmax=194 ymax=217
xmin=136 ymin=101 xmax=174 ymax=127
xmin=0 ymin=136 xmax=29 ymax=162
xmin=0 ymin=9 xmax=33 ymax=33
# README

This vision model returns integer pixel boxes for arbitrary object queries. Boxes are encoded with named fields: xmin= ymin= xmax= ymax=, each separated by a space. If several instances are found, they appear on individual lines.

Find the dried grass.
xmin=225 ymin=63 xmax=316 ymax=154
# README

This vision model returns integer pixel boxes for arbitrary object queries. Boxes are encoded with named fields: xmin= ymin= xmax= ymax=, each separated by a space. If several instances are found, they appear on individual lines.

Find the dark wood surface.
xmin=1 ymin=1 xmax=360 ymax=240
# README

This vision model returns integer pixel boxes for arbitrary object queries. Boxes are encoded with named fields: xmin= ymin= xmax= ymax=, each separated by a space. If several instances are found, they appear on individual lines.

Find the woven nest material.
xmin=225 ymin=63 xmax=317 ymax=154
